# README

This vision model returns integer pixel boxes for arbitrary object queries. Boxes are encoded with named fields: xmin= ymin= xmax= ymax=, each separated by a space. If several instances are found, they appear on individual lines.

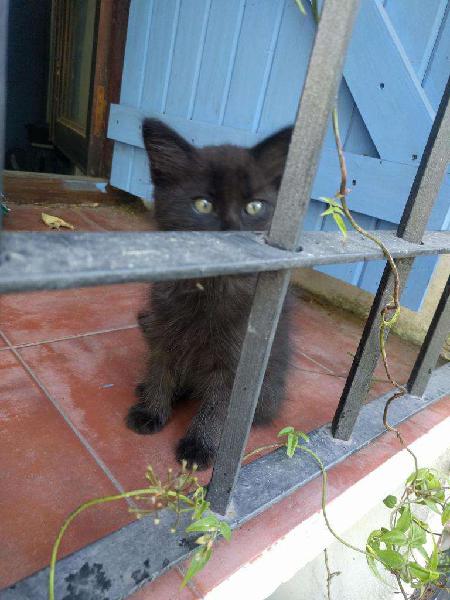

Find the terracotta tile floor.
xmin=0 ymin=202 xmax=431 ymax=597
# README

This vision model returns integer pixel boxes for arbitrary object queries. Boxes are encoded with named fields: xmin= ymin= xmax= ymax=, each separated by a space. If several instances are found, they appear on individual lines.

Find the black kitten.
xmin=126 ymin=119 xmax=293 ymax=469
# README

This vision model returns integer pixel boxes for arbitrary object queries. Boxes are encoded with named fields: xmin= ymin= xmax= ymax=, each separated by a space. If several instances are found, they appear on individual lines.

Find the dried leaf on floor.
xmin=41 ymin=212 xmax=75 ymax=230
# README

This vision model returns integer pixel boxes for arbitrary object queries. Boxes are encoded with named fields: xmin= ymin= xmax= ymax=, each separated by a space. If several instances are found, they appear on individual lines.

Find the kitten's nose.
xmin=221 ymin=212 xmax=242 ymax=231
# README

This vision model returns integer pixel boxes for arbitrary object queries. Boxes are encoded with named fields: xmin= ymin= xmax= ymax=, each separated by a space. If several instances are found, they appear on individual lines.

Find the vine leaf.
xmin=366 ymin=554 xmax=397 ymax=588
xmin=278 ymin=427 xmax=309 ymax=458
xmin=383 ymin=495 xmax=397 ymax=509
xmin=423 ymin=498 xmax=441 ymax=514
xmin=186 ymin=514 xmax=231 ymax=541
xmin=182 ymin=516 xmax=231 ymax=588
xmin=181 ymin=546 xmax=212 ymax=588
xmin=294 ymin=0 xmax=307 ymax=15
xmin=319 ymin=196 xmax=348 ymax=238
xmin=218 ymin=521 xmax=232 ymax=542
xmin=375 ymin=549 xmax=406 ymax=571
xmin=409 ymin=562 xmax=440 ymax=584
xmin=287 ymin=433 xmax=298 ymax=457
xmin=278 ymin=426 xmax=295 ymax=436
xmin=395 ymin=506 xmax=412 ymax=532
xmin=186 ymin=515 xmax=221 ymax=534
xmin=333 ymin=213 xmax=348 ymax=238
xmin=366 ymin=554 xmax=383 ymax=582
xmin=409 ymin=523 xmax=427 ymax=548
xmin=379 ymin=529 xmax=408 ymax=546
xmin=429 ymin=540 xmax=439 ymax=571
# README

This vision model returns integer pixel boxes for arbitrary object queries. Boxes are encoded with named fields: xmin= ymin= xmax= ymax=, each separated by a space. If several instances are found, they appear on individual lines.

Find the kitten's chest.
xmin=153 ymin=276 xmax=254 ymax=343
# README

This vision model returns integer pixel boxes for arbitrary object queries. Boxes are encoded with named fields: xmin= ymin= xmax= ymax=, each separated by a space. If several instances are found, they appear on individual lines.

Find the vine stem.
xmin=324 ymin=549 xmax=340 ymax=600
xmin=243 ymin=443 xmax=284 ymax=462
xmin=49 ymin=489 xmax=154 ymax=600
xmin=246 ymin=440 xmax=369 ymax=557
xmin=324 ymin=549 xmax=332 ymax=600
xmin=331 ymin=109 xmax=412 ymax=442
xmin=332 ymin=111 xmax=401 ymax=313
xmin=395 ymin=574 xmax=409 ymax=600
xmin=300 ymin=446 xmax=366 ymax=555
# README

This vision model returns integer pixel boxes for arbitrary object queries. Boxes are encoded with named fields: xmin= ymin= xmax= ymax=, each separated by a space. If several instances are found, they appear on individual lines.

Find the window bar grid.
xmin=207 ymin=0 xmax=361 ymax=515
xmin=332 ymin=74 xmax=450 ymax=440
xmin=407 ymin=274 xmax=450 ymax=398
xmin=1 ymin=0 xmax=450 ymax=595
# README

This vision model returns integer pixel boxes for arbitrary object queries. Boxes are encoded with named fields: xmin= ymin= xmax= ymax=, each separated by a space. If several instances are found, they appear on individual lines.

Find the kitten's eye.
xmin=245 ymin=200 xmax=264 ymax=216
xmin=193 ymin=198 xmax=213 ymax=214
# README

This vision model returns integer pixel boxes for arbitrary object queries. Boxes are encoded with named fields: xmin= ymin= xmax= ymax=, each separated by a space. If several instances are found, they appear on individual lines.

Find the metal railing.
xmin=1 ymin=1 xmax=450 ymax=597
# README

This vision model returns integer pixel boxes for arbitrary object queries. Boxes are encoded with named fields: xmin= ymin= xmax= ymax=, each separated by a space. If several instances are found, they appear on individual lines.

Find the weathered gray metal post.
xmin=208 ymin=0 xmax=361 ymax=514
xmin=407 ymin=275 xmax=450 ymax=397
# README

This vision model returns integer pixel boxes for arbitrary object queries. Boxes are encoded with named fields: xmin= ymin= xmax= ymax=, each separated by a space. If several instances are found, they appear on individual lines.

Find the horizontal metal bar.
xmin=2 ymin=362 xmax=449 ymax=600
xmin=408 ymin=274 xmax=450 ymax=397
xmin=1 ymin=230 xmax=449 ymax=294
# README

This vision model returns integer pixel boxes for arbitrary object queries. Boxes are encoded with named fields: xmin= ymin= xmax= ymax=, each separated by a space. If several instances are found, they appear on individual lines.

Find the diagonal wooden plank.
xmin=108 ymin=104 xmax=450 ymax=228
xmin=343 ymin=0 xmax=435 ymax=164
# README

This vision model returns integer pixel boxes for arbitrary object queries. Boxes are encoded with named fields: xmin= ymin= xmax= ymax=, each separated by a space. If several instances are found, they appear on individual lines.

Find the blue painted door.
xmin=107 ymin=0 xmax=450 ymax=310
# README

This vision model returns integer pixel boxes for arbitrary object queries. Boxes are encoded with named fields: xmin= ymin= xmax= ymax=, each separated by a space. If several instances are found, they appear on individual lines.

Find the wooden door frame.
xmin=49 ymin=0 xmax=130 ymax=178
xmin=88 ymin=0 xmax=131 ymax=178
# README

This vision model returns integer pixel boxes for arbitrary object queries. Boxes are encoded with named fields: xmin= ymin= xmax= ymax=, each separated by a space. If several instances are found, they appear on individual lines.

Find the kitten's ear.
xmin=142 ymin=119 xmax=197 ymax=186
xmin=250 ymin=127 xmax=293 ymax=188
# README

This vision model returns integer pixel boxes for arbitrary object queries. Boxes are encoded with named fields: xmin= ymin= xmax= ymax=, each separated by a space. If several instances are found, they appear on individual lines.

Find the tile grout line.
xmin=296 ymin=350 xmax=336 ymax=374
xmin=0 ymin=323 xmax=139 ymax=350
xmin=294 ymin=348 xmax=397 ymax=383
xmin=0 ymin=330 xmax=134 ymax=505
xmin=291 ymin=363 xmax=394 ymax=384
xmin=2 ymin=330 xmax=393 ymax=384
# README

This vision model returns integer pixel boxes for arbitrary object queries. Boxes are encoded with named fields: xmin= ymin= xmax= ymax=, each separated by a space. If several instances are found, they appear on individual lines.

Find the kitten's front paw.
xmin=126 ymin=403 xmax=167 ymax=434
xmin=176 ymin=435 xmax=216 ymax=470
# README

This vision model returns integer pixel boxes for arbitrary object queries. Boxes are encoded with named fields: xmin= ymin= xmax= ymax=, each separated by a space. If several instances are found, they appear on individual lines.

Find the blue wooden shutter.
xmin=108 ymin=0 xmax=450 ymax=310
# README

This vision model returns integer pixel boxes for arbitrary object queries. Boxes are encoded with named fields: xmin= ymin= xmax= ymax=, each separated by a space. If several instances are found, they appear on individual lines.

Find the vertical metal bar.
xmin=0 ymin=0 xmax=9 ymax=231
xmin=208 ymin=0 xmax=361 ymax=515
xmin=332 ymin=75 xmax=450 ymax=440
xmin=268 ymin=2 xmax=361 ymax=251
xmin=408 ymin=275 xmax=450 ymax=397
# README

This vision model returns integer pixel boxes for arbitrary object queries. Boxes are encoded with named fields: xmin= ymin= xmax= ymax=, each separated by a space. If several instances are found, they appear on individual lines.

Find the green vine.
xmin=48 ymin=462 xmax=230 ymax=599
xmin=278 ymin=429 xmax=450 ymax=599
xmin=48 ymin=427 xmax=449 ymax=599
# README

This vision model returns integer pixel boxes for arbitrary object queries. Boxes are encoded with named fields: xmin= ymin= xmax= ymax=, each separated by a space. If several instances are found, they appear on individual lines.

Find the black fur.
xmin=127 ymin=119 xmax=293 ymax=469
